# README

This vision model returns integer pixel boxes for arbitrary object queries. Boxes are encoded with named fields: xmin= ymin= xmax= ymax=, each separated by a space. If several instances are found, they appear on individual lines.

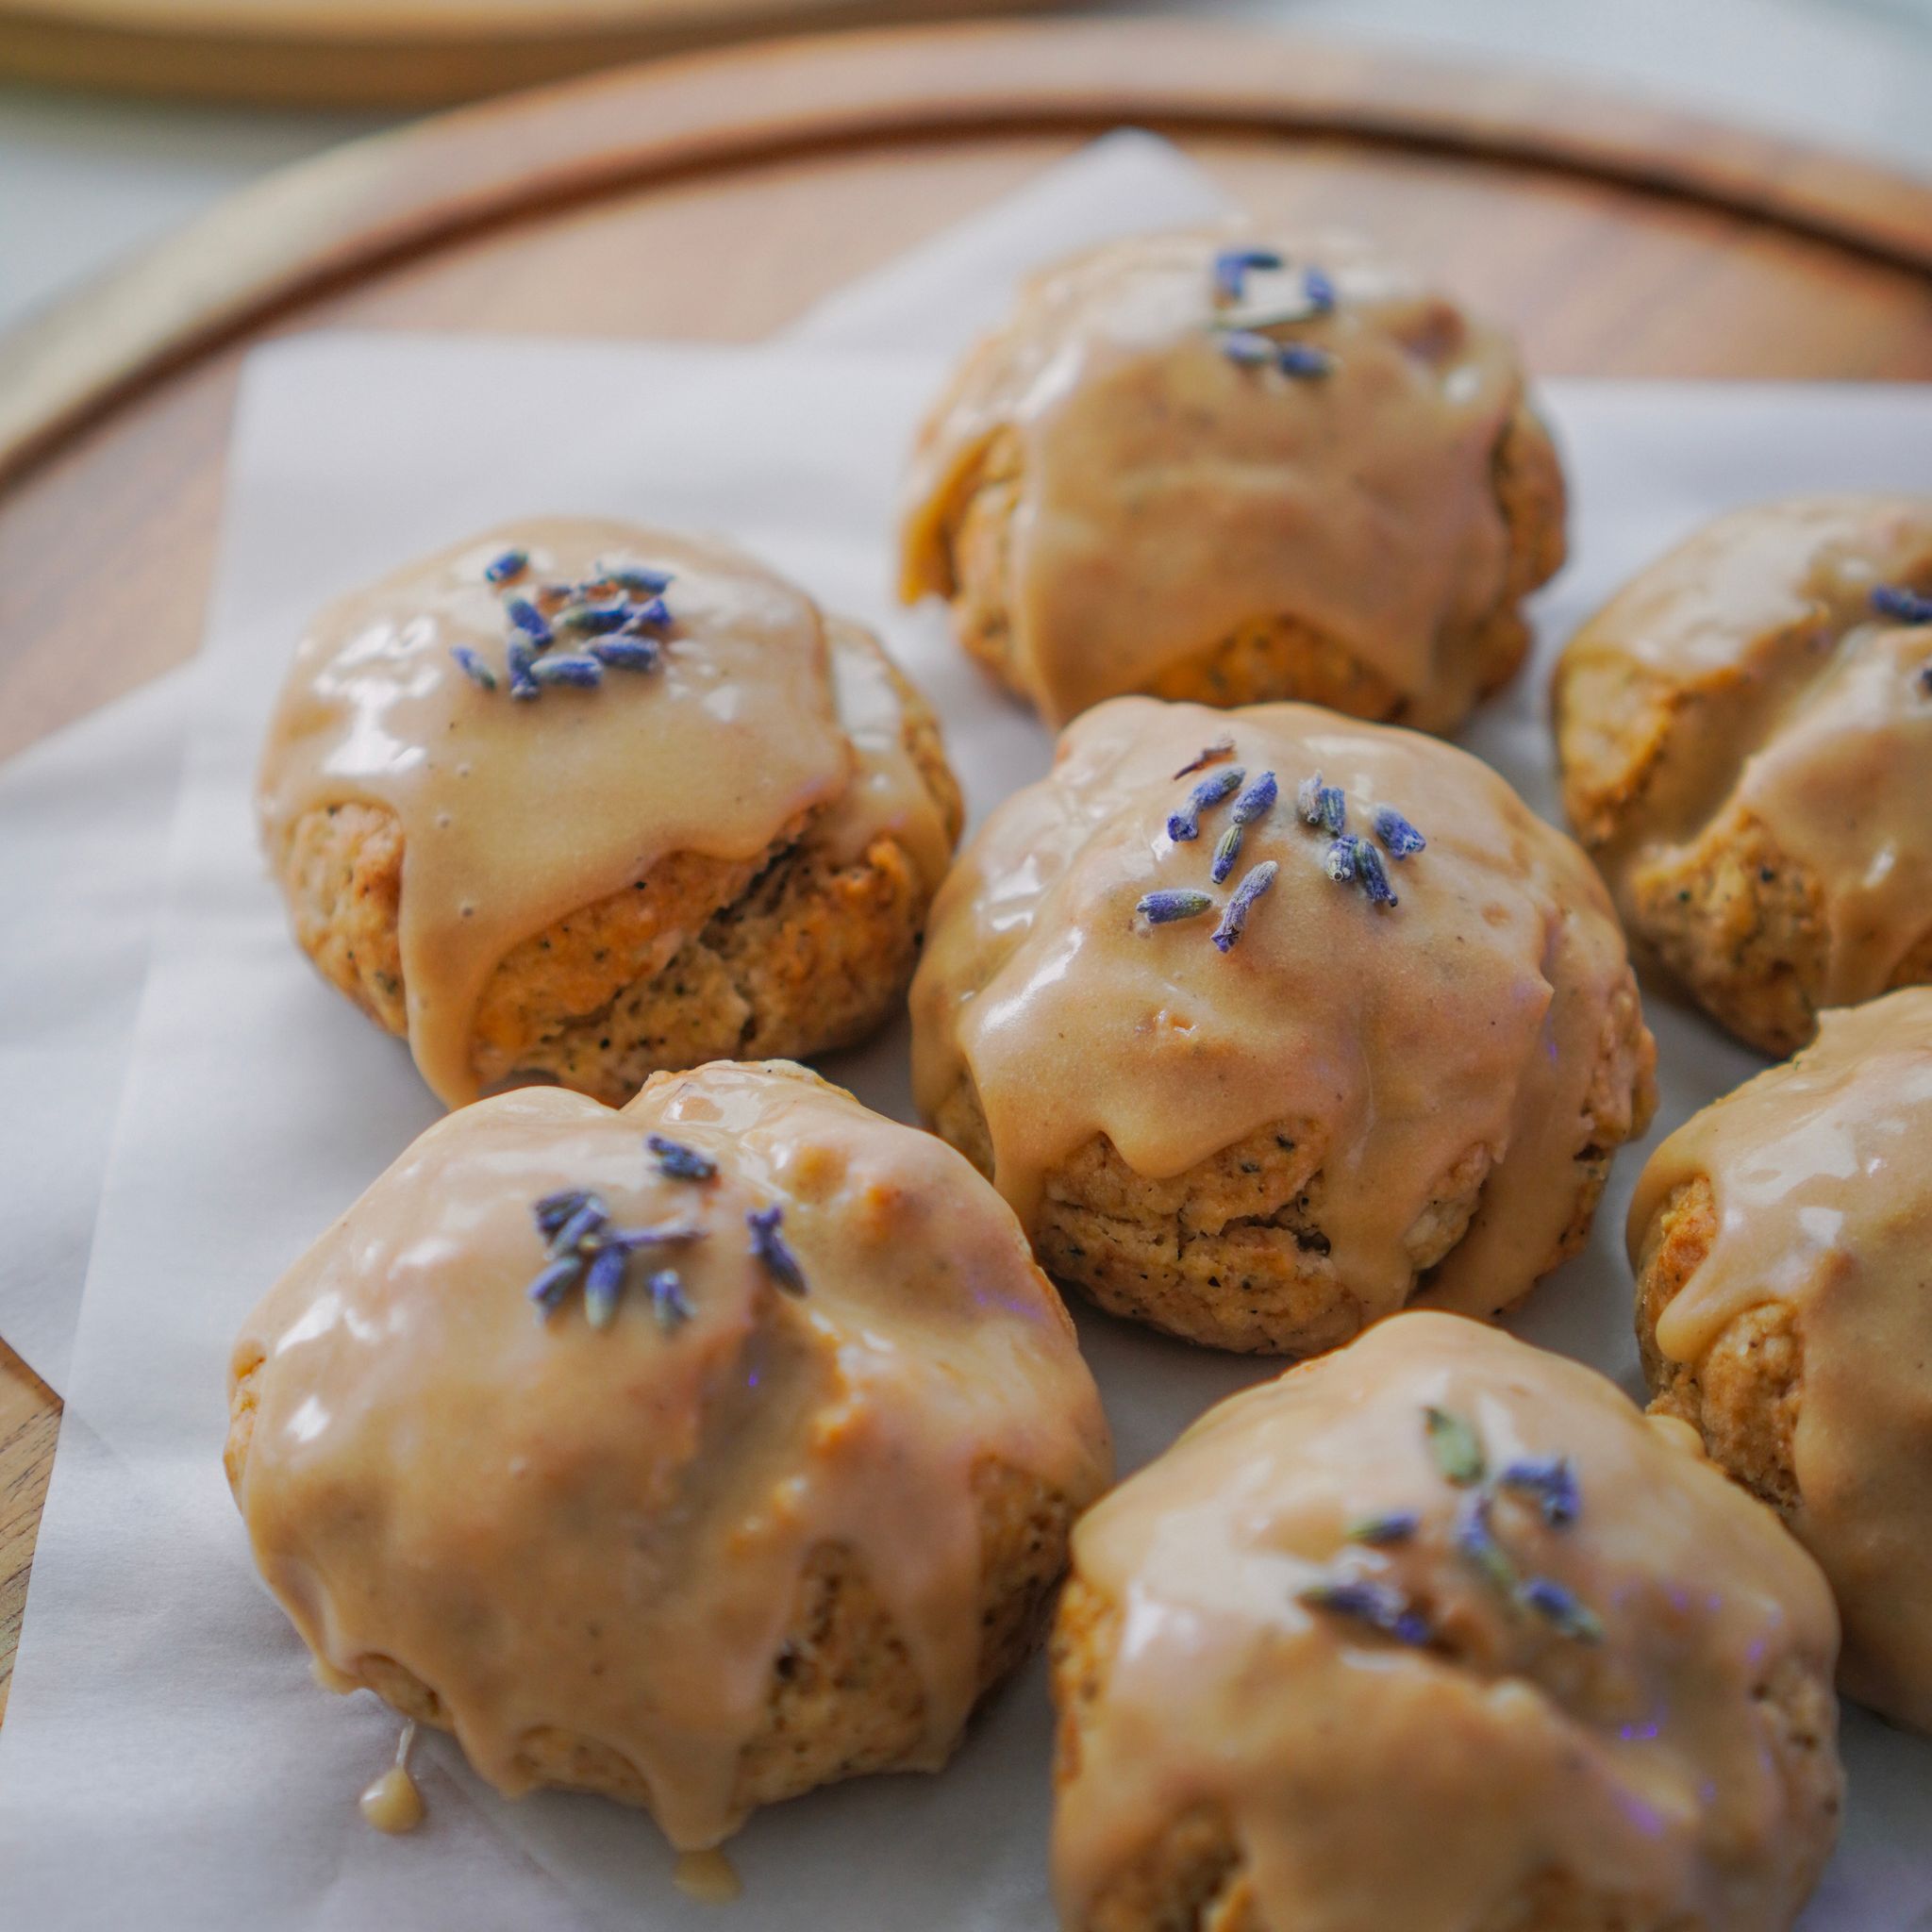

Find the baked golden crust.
xmin=941 ymin=406 xmax=1564 ymax=725
xmin=267 ymin=637 xmax=962 ymax=1107
xmin=929 ymin=957 xmax=1650 ymax=1357
xmin=903 ymin=231 xmax=1567 ymax=733
xmin=1554 ymin=495 xmax=1932 ymax=1055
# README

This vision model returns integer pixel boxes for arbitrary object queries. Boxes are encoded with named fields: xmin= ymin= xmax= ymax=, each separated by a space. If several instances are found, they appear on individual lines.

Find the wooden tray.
xmin=3 ymin=15 xmax=1931 ymax=1722
xmin=0 ymin=0 xmax=1066 ymax=108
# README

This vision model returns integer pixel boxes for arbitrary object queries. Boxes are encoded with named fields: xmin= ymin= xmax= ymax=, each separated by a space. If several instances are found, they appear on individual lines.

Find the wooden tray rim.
xmin=3 ymin=15 xmax=1930 ymax=497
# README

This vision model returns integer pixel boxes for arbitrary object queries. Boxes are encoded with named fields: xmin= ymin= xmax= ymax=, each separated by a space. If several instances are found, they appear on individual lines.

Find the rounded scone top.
xmin=225 ymin=1059 xmax=1112 ymax=1849
xmin=1053 ymin=1312 xmax=1842 ymax=1932
xmin=1629 ymin=987 xmax=1932 ymax=1732
xmin=909 ymin=697 xmax=1656 ymax=1351
xmin=901 ymin=227 xmax=1558 ymax=731
xmin=258 ymin=520 xmax=957 ymax=1107
xmin=1556 ymin=494 xmax=1932 ymax=1053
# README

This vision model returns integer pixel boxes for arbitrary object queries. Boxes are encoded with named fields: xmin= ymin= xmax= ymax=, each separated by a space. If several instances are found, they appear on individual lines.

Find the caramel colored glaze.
xmin=910 ymin=697 xmax=1649 ymax=1329
xmin=1056 ymin=1313 xmax=1840 ymax=1932
xmin=1560 ymin=496 xmax=1932 ymax=1006
xmin=1628 ymin=990 xmax=1932 ymax=1732
xmin=901 ymin=228 xmax=1528 ymax=729
xmin=227 ymin=1062 xmax=1111 ymax=1849
xmin=258 ymin=521 xmax=952 ymax=1108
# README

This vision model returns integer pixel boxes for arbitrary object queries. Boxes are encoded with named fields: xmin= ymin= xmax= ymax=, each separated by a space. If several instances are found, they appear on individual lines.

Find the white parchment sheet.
xmin=3 ymin=140 xmax=1930 ymax=1929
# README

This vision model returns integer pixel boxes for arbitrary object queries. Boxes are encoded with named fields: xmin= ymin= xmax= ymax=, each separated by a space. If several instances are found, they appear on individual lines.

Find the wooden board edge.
xmin=2 ymin=16 xmax=1930 ymax=494
xmin=0 ymin=1343 xmax=59 ymax=1728
xmin=0 ymin=0 xmax=1061 ymax=110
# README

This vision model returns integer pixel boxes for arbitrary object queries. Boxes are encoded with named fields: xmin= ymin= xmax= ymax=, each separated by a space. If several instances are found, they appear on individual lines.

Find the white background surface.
xmin=5 ymin=0 xmax=1932 ymax=336
xmin=0 ymin=135 xmax=1927 ymax=1927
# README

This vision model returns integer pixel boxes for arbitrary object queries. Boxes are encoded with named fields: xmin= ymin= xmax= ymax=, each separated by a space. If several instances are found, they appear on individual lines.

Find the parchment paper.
xmin=1 ymin=135 xmax=1927 ymax=1929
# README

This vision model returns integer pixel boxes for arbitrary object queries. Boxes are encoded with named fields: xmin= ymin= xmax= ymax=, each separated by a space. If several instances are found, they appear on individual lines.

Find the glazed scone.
xmin=909 ymin=697 xmax=1657 ymax=1356
xmin=259 ymin=521 xmax=962 ymax=1108
xmin=1051 ymin=1311 xmax=1842 ymax=1932
xmin=1554 ymin=495 xmax=1932 ymax=1055
xmin=900 ymin=228 xmax=1565 ymax=731
xmin=226 ymin=1059 xmax=1112 ymax=1848
xmin=1630 ymin=988 xmax=1932 ymax=1734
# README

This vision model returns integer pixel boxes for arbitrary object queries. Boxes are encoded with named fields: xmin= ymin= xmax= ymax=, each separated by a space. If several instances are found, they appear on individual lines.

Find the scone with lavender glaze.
xmin=1555 ymin=495 xmax=1932 ymax=1054
xmin=259 ymin=520 xmax=961 ymax=1108
xmin=900 ymin=229 xmax=1565 ymax=731
xmin=1631 ymin=988 xmax=1932 ymax=1733
xmin=1051 ymin=1312 xmax=1842 ymax=1932
xmin=225 ymin=1059 xmax=1111 ymax=1848
xmin=909 ymin=697 xmax=1656 ymax=1356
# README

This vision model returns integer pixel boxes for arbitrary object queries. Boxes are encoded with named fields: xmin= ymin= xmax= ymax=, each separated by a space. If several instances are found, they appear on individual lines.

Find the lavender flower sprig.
xmin=1167 ymin=766 xmax=1245 ymax=842
xmin=748 ymin=1205 xmax=808 ymax=1297
xmin=1211 ymin=771 xmax=1279 ymax=884
xmin=1211 ymin=860 xmax=1279 ymax=953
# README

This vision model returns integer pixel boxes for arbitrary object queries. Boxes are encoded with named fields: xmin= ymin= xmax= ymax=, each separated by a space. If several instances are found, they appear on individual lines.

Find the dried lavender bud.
xmin=449 ymin=644 xmax=498 ymax=691
xmin=748 ymin=1205 xmax=808 ymax=1296
xmin=1212 ymin=244 xmax=1285 ymax=303
xmin=623 ymin=596 xmax=673 ymax=630
xmin=1298 ymin=1576 xmax=1431 ymax=1647
xmin=1346 ymin=1509 xmax=1421 ymax=1546
xmin=505 ymin=596 xmax=552 ymax=646
xmin=1276 ymin=342 xmax=1334 ymax=378
xmin=1424 ymin=1407 xmax=1486 ymax=1486
xmin=525 ymin=1255 xmax=584 ymax=1315
xmin=599 ymin=563 xmax=673 ymax=595
xmin=1872 ymin=583 xmax=1932 ymax=625
xmin=548 ymin=1196 xmax=609 ymax=1257
xmin=648 ymin=1134 xmax=717 ymax=1182
xmin=1173 ymin=735 xmax=1236 ymax=779
xmin=1354 ymin=839 xmax=1398 ymax=908
xmin=1211 ymin=860 xmax=1279 ymax=953
xmin=1210 ymin=823 xmax=1245 ymax=885
xmin=1518 ymin=1575 xmax=1605 ymax=1642
xmin=1302 ymin=265 xmax=1338 ymax=312
xmin=532 ymin=1189 xmax=592 ymax=1236
xmin=1324 ymin=837 xmax=1357 ymax=884
xmin=506 ymin=638 xmax=540 ymax=700
xmin=648 ymin=1268 xmax=692 ymax=1332
xmin=1500 ymin=1457 xmax=1580 ymax=1528
xmin=1374 ymin=807 xmax=1426 ymax=859
xmin=1214 ymin=769 xmax=1277 ymax=872
xmin=1137 ymin=889 xmax=1215 ymax=927
xmin=557 ymin=596 xmax=644 ymax=637
xmin=530 ymin=654 xmax=604 ymax=689
xmin=582 ymin=1244 xmax=628 ymax=1329
xmin=484 ymin=548 xmax=528 ymax=585
xmin=1168 ymin=766 xmax=1245 ymax=842
xmin=1455 ymin=1488 xmax=1520 ymax=1597
xmin=1297 ymin=772 xmax=1346 ymax=834
xmin=590 ymin=637 xmax=659 ymax=673
xmin=1220 ymin=330 xmax=1276 ymax=369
